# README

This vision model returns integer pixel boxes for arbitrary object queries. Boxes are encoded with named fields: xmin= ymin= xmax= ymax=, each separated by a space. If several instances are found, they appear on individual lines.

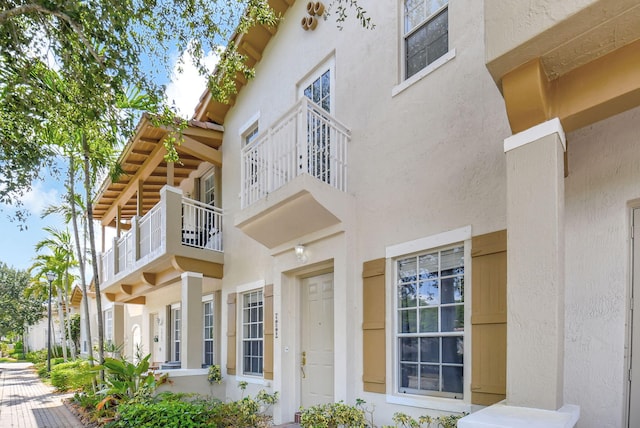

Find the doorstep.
xmin=458 ymin=401 xmax=580 ymax=428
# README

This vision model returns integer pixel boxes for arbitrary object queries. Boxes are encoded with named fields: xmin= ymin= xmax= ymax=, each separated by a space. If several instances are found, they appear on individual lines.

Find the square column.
xmin=505 ymin=118 xmax=566 ymax=410
xmin=181 ymin=272 xmax=203 ymax=369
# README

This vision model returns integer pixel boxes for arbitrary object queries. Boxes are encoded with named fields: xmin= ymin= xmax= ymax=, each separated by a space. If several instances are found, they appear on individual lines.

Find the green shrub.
xmin=26 ymin=349 xmax=48 ymax=363
xmin=50 ymin=360 xmax=95 ymax=391
xmin=109 ymin=400 xmax=212 ymax=427
xmin=300 ymin=401 xmax=368 ymax=428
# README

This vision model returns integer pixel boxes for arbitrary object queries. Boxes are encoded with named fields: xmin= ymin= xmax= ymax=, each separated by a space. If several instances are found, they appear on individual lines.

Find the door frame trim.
xmin=298 ymin=269 xmax=335 ymax=409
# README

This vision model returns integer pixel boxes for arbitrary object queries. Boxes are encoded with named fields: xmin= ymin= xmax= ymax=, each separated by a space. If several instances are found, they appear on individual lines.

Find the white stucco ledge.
xmin=154 ymin=368 xmax=208 ymax=377
xmin=503 ymin=117 xmax=566 ymax=153
xmin=457 ymin=402 xmax=580 ymax=428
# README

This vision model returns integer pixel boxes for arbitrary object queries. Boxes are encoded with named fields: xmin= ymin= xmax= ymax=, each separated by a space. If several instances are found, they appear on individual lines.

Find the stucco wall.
xmin=564 ymin=105 xmax=640 ymax=427
xmin=218 ymin=0 xmax=511 ymax=423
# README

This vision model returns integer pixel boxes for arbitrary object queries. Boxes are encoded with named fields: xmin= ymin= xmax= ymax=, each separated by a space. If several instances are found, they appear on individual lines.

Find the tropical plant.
xmin=207 ymin=364 xmax=223 ymax=384
xmin=96 ymin=353 xmax=168 ymax=408
xmin=30 ymin=227 xmax=79 ymax=360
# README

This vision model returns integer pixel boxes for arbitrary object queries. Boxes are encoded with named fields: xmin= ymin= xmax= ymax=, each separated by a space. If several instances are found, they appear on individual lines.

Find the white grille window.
xmin=203 ymin=300 xmax=214 ymax=366
xmin=242 ymin=290 xmax=263 ymax=376
xmin=396 ymin=244 xmax=464 ymax=398
xmin=171 ymin=306 xmax=181 ymax=362
xmin=404 ymin=0 xmax=449 ymax=79
xmin=104 ymin=310 xmax=113 ymax=345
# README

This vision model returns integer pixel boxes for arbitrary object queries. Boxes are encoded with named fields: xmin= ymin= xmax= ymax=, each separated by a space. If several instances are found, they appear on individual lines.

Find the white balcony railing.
xmin=99 ymin=194 xmax=223 ymax=285
xmin=182 ymin=199 xmax=223 ymax=252
xmin=240 ymin=97 xmax=350 ymax=208
xmin=139 ymin=203 xmax=163 ymax=259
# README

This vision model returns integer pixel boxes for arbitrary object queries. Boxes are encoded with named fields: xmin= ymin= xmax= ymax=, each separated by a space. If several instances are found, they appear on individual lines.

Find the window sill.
xmin=155 ymin=368 xmax=208 ymax=377
xmin=392 ymin=49 xmax=457 ymax=98
xmin=386 ymin=393 xmax=471 ymax=414
xmin=234 ymin=374 xmax=270 ymax=386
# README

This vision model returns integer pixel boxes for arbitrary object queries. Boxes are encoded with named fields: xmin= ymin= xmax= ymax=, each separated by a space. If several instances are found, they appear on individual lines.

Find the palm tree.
xmin=42 ymin=164 xmax=94 ymax=363
xmin=30 ymin=227 xmax=78 ymax=360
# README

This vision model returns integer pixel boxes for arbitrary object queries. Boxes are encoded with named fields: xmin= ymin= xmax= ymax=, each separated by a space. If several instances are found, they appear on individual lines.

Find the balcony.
xmin=235 ymin=98 xmax=354 ymax=249
xmin=99 ymin=186 xmax=224 ymax=302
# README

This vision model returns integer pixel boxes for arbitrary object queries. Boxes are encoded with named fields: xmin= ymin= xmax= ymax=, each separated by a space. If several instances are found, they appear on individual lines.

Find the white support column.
xmin=181 ymin=272 xmax=203 ymax=369
xmin=459 ymin=118 xmax=580 ymax=428
xmin=160 ymin=185 xmax=183 ymax=253
xmin=113 ymin=303 xmax=125 ymax=349
xmin=505 ymin=118 xmax=566 ymax=411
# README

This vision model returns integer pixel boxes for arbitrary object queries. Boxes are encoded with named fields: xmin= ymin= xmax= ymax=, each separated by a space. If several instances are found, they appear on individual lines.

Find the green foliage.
xmin=50 ymin=360 xmax=95 ymax=391
xmin=0 ymin=263 xmax=45 ymax=337
xmin=206 ymin=390 xmax=278 ymax=427
xmin=300 ymin=401 xmax=368 ymax=428
xmin=391 ymin=412 xmax=467 ymax=428
xmin=66 ymin=313 xmax=81 ymax=352
xmin=97 ymin=354 xmax=166 ymax=402
xmin=207 ymin=364 xmax=223 ymax=384
xmin=109 ymin=399 xmax=212 ymax=427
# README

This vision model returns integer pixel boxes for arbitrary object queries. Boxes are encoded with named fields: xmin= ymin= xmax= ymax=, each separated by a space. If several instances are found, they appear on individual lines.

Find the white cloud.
xmin=165 ymin=45 xmax=220 ymax=119
xmin=19 ymin=182 xmax=60 ymax=216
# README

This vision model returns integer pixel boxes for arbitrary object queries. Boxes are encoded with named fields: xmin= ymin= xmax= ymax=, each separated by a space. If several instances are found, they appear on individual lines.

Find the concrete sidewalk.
xmin=0 ymin=362 xmax=83 ymax=428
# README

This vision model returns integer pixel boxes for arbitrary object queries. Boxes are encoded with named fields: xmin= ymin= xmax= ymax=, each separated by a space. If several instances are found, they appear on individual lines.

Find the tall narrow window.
xmin=396 ymin=244 xmax=464 ymax=398
xmin=242 ymin=290 xmax=264 ymax=376
xmin=200 ymin=170 xmax=216 ymax=206
xmin=203 ymin=299 xmax=215 ymax=366
xmin=303 ymin=69 xmax=331 ymax=113
xmin=171 ymin=306 xmax=181 ymax=362
xmin=302 ymin=69 xmax=332 ymax=184
xmin=104 ymin=309 xmax=113 ymax=345
xmin=404 ymin=0 xmax=448 ymax=79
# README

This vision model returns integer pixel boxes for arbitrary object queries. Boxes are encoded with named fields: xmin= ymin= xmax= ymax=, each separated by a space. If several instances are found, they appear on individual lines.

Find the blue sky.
xmin=0 ymin=47 xmax=218 ymax=273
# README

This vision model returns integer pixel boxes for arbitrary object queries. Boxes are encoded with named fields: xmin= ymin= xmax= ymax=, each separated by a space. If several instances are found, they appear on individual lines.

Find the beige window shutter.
xmin=263 ymin=284 xmax=274 ymax=380
xmin=362 ymin=258 xmax=386 ymax=393
xmin=471 ymin=230 xmax=507 ymax=405
xmin=226 ymin=292 xmax=237 ymax=375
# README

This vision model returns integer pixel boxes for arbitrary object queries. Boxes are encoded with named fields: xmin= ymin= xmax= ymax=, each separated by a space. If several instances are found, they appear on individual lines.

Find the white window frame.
xmin=297 ymin=54 xmax=336 ymax=113
xmin=104 ymin=309 xmax=113 ymax=345
xmin=385 ymin=226 xmax=472 ymax=413
xmin=200 ymin=169 xmax=217 ymax=206
xmin=171 ymin=303 xmax=181 ymax=362
xmin=234 ymin=280 xmax=266 ymax=382
xmin=393 ymin=0 xmax=455 ymax=97
xmin=241 ymin=289 xmax=264 ymax=377
xmin=240 ymin=112 xmax=261 ymax=147
xmin=203 ymin=294 xmax=215 ymax=366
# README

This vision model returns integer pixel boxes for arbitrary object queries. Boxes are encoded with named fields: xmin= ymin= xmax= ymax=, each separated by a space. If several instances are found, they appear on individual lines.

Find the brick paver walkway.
xmin=0 ymin=362 xmax=83 ymax=428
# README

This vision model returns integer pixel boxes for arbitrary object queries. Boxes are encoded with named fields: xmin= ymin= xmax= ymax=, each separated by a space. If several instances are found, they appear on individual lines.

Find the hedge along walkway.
xmin=0 ymin=362 xmax=83 ymax=428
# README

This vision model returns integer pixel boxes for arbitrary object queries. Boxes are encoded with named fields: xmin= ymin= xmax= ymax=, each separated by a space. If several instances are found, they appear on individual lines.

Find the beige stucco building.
xmin=84 ymin=0 xmax=640 ymax=426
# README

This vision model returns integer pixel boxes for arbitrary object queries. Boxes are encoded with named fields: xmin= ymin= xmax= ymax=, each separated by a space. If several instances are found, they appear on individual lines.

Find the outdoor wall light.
xmin=295 ymin=244 xmax=308 ymax=263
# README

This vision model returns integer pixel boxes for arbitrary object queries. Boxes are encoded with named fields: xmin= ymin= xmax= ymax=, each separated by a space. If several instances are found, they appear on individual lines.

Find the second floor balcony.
xmin=235 ymin=98 xmax=354 ymax=249
xmin=99 ymin=186 xmax=224 ymax=301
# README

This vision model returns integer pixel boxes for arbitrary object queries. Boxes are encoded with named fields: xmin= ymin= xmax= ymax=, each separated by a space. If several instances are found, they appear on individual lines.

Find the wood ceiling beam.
xmin=100 ymin=140 xmax=167 ymax=226
xmin=240 ymin=40 xmax=263 ymax=62
xmin=178 ymin=135 xmax=222 ymax=166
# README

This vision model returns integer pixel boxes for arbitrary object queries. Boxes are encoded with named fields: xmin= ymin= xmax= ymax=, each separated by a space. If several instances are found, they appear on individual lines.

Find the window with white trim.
xmin=403 ymin=0 xmax=449 ymax=79
xmin=200 ymin=170 xmax=216 ymax=206
xmin=171 ymin=305 xmax=181 ymax=362
xmin=104 ymin=309 xmax=113 ymax=345
xmin=244 ymin=124 xmax=259 ymax=147
xmin=242 ymin=290 xmax=263 ymax=376
xmin=396 ymin=244 xmax=464 ymax=398
xmin=203 ymin=298 xmax=215 ymax=366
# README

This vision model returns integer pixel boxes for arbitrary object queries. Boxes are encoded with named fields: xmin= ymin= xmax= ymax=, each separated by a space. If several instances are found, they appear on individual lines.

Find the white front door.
xmin=630 ymin=209 xmax=640 ymax=427
xmin=301 ymin=273 xmax=335 ymax=408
